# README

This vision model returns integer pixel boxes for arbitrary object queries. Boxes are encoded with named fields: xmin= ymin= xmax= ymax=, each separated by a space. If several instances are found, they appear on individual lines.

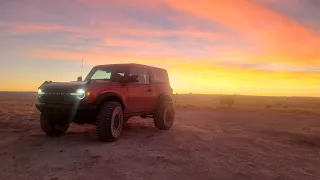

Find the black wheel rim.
xmin=113 ymin=114 xmax=120 ymax=130
xmin=111 ymin=107 xmax=123 ymax=138
xmin=164 ymin=107 xmax=174 ymax=126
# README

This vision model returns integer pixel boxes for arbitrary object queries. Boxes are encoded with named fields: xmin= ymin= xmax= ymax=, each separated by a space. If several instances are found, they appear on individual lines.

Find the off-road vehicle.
xmin=35 ymin=63 xmax=175 ymax=142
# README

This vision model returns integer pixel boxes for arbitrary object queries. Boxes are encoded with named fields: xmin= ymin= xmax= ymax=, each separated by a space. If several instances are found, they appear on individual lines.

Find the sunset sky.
xmin=1 ymin=0 xmax=319 ymax=97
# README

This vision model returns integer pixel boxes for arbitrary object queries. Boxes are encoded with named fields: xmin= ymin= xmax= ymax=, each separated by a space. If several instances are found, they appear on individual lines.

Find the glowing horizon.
xmin=1 ymin=0 xmax=319 ymax=97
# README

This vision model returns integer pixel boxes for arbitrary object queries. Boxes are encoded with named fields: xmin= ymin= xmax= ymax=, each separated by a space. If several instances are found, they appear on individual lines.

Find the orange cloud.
xmin=165 ymin=0 xmax=320 ymax=66
xmin=26 ymin=48 xmax=178 ymax=66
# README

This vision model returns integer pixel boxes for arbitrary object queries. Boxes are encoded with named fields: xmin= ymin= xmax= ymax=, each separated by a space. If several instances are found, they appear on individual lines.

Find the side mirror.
xmin=77 ymin=76 xmax=82 ymax=81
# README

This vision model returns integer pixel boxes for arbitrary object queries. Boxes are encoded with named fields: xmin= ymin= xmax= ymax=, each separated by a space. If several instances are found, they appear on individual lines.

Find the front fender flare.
xmin=94 ymin=92 xmax=125 ymax=107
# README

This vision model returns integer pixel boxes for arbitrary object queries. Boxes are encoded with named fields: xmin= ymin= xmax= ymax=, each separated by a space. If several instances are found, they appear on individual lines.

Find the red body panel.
xmin=85 ymin=81 xmax=170 ymax=114
xmin=126 ymin=83 xmax=153 ymax=113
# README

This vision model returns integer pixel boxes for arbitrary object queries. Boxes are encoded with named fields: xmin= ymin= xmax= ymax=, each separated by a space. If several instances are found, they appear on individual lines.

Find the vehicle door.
xmin=126 ymin=67 xmax=153 ymax=113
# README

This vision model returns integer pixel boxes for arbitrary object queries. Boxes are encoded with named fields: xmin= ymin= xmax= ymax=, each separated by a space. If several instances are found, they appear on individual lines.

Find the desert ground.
xmin=0 ymin=92 xmax=320 ymax=180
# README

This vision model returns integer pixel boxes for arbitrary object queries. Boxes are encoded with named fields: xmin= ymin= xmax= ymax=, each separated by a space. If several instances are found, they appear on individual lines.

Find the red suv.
xmin=35 ymin=63 xmax=175 ymax=142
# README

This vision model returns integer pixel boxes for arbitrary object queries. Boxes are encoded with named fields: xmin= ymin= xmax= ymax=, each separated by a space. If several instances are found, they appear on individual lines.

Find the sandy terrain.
xmin=0 ymin=92 xmax=320 ymax=180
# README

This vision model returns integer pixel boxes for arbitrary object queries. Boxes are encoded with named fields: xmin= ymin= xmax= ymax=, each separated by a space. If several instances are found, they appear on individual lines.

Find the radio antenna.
xmin=81 ymin=57 xmax=84 ymax=77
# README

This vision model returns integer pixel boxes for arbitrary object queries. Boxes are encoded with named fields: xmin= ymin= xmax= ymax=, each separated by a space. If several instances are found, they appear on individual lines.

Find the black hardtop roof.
xmin=95 ymin=63 xmax=167 ymax=72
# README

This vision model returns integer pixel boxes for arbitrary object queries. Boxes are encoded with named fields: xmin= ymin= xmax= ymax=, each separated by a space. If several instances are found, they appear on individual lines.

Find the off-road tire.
xmin=96 ymin=101 xmax=124 ymax=142
xmin=40 ymin=114 xmax=70 ymax=136
xmin=154 ymin=100 xmax=175 ymax=130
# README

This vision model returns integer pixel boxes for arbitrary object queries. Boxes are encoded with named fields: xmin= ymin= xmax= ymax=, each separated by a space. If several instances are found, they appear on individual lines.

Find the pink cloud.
xmin=0 ymin=22 xmax=62 ymax=35
xmin=104 ymin=38 xmax=162 ymax=48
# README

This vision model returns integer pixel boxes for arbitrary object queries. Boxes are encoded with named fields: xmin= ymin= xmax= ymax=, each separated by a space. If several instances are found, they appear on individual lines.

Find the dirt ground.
xmin=0 ymin=93 xmax=320 ymax=180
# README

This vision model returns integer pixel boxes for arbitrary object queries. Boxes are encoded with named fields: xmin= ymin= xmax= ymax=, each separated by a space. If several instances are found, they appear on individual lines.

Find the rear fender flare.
xmin=156 ymin=93 xmax=173 ymax=107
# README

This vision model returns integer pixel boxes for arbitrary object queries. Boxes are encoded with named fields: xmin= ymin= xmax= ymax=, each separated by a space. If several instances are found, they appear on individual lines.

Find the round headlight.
xmin=38 ymin=88 xmax=45 ymax=95
xmin=72 ymin=89 xmax=86 ymax=99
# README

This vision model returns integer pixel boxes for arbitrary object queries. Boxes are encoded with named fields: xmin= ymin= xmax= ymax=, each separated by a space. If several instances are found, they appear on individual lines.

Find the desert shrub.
xmin=180 ymin=104 xmax=196 ymax=109
xmin=283 ymin=105 xmax=289 ymax=108
xmin=266 ymin=105 xmax=271 ymax=109
xmin=219 ymin=96 xmax=235 ymax=107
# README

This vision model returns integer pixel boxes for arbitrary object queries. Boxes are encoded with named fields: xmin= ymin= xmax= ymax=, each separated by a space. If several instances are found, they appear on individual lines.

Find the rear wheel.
xmin=154 ymin=100 xmax=175 ymax=130
xmin=40 ymin=114 xmax=70 ymax=136
xmin=96 ymin=101 xmax=124 ymax=142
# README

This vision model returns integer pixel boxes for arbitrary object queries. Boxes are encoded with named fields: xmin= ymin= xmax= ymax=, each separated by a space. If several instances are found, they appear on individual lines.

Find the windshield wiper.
xmin=90 ymin=79 xmax=111 ymax=81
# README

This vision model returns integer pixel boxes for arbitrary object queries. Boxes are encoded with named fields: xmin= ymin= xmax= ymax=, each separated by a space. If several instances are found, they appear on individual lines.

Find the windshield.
xmin=85 ymin=66 xmax=128 ymax=81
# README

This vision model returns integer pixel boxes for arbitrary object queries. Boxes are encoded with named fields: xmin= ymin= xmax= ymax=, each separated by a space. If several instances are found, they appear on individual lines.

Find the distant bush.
xmin=266 ymin=105 xmax=271 ymax=109
xmin=219 ymin=96 xmax=235 ymax=107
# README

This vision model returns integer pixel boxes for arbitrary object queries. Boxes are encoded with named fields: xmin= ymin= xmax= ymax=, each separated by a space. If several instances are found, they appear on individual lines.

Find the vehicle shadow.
xmin=28 ymin=127 xmax=99 ymax=145
xmin=0 ymin=117 xmax=171 ymax=158
xmin=25 ymin=118 xmax=160 ymax=144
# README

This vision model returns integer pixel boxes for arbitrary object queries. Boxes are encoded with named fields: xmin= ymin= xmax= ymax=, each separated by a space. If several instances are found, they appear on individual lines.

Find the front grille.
xmin=45 ymin=88 xmax=77 ymax=93
xmin=40 ymin=90 xmax=78 ymax=103
xmin=40 ymin=86 xmax=83 ymax=104
xmin=41 ymin=94 xmax=75 ymax=103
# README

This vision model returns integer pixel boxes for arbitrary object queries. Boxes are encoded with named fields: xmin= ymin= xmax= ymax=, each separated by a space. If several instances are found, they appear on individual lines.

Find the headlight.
xmin=71 ymin=89 xmax=86 ymax=99
xmin=38 ymin=88 xmax=45 ymax=95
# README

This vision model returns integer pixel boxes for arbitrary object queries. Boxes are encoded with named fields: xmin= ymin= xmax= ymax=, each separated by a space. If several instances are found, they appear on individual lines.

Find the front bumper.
xmin=35 ymin=97 xmax=98 ymax=124
xmin=35 ymin=99 xmax=97 ymax=113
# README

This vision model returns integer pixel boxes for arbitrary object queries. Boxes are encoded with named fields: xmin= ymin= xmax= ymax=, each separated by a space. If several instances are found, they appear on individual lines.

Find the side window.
xmin=130 ymin=68 xmax=150 ymax=84
xmin=152 ymin=69 xmax=168 ymax=83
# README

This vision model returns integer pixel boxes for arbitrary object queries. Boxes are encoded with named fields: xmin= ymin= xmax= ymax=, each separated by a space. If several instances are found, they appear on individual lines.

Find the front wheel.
xmin=40 ymin=114 xmax=70 ymax=136
xmin=96 ymin=101 xmax=124 ymax=142
xmin=154 ymin=100 xmax=175 ymax=130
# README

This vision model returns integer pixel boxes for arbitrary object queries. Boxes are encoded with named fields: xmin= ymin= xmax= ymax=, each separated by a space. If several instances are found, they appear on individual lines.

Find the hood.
xmin=39 ymin=81 xmax=90 ymax=93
